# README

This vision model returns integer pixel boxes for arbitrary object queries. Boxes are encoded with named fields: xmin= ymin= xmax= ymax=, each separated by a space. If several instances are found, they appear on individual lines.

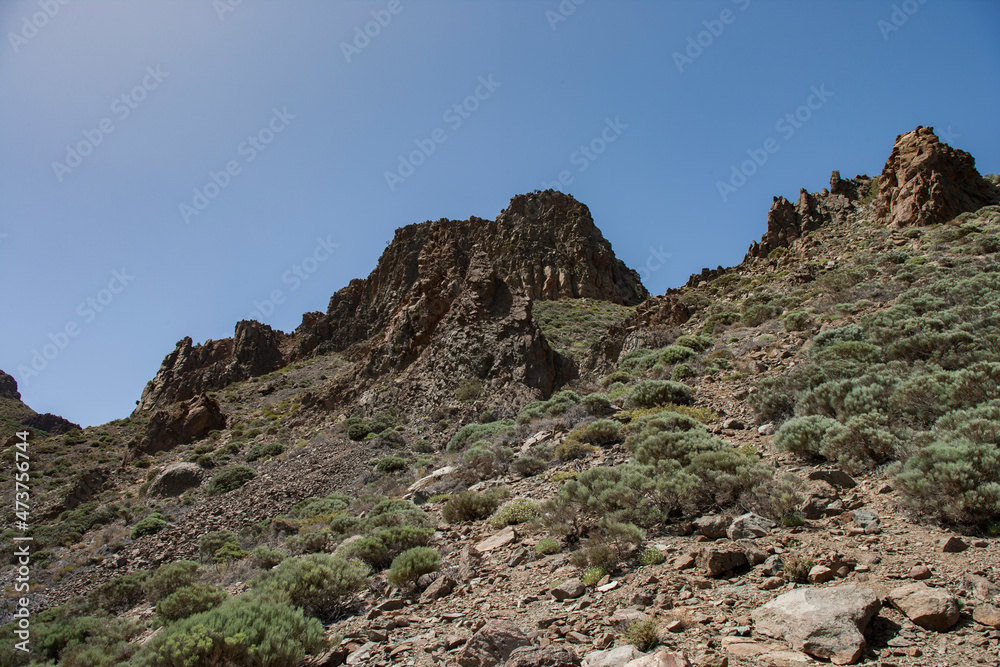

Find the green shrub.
xmin=582 ymin=566 xmax=606 ymax=586
xmin=574 ymin=419 xmax=622 ymax=445
xmin=156 ymin=584 xmax=227 ymax=622
xmin=623 ymin=618 xmax=659 ymax=651
xmin=207 ymin=465 xmax=256 ymax=495
xmin=447 ymin=420 xmax=515 ymax=452
xmin=255 ymin=553 xmax=369 ymax=619
xmin=455 ymin=378 xmax=483 ymax=402
xmin=131 ymin=513 xmax=167 ymax=539
xmin=462 ymin=441 xmax=508 ymax=475
xmin=516 ymin=391 xmax=582 ymax=424
xmin=341 ymin=526 xmax=434 ymax=570
xmin=133 ymin=596 xmax=325 ymax=667
xmin=246 ymin=441 xmax=285 ymax=462
xmin=782 ymin=310 xmax=814 ymax=332
xmin=581 ymin=393 xmax=614 ymax=416
xmin=671 ymin=363 xmax=697 ymax=380
xmin=252 ymin=545 xmax=287 ymax=569
xmin=535 ymin=538 xmax=561 ymax=555
xmin=602 ymin=371 xmax=632 ymax=387
xmin=387 ymin=547 xmax=440 ymax=588
xmin=214 ymin=542 xmax=249 ymax=563
xmin=145 ymin=560 xmax=201 ymax=603
xmin=512 ymin=455 xmax=547 ymax=477
xmin=773 ymin=415 xmax=845 ymax=458
xmin=553 ymin=438 xmax=596 ymax=461
xmin=640 ymin=548 xmax=665 ymax=566
xmin=674 ymin=334 xmax=712 ymax=352
xmin=87 ymin=571 xmax=149 ymax=613
xmin=490 ymin=498 xmax=539 ymax=528
xmin=442 ymin=489 xmax=504 ymax=523
xmin=374 ymin=456 xmax=409 ymax=473
xmin=289 ymin=493 xmax=350 ymax=520
xmin=820 ymin=412 xmax=901 ymax=472
xmin=624 ymin=380 xmax=692 ymax=409
xmin=784 ymin=555 xmax=813 ymax=583
xmin=199 ymin=530 xmax=239 ymax=563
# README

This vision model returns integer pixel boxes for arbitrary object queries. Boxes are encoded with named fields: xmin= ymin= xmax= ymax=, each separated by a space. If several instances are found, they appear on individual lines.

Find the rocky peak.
xmin=0 ymin=370 xmax=20 ymax=401
xmin=874 ymin=125 xmax=998 ymax=227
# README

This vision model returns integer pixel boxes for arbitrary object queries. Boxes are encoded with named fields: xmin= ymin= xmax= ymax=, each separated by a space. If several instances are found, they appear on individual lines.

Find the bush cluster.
xmin=130 ymin=512 xmax=167 ymax=539
xmin=442 ymin=488 xmax=506 ymax=523
xmin=387 ymin=546 xmax=440 ymax=588
xmin=246 ymin=441 xmax=285 ymax=461
xmin=624 ymin=380 xmax=693 ymax=409
xmin=207 ymin=465 xmax=256 ymax=495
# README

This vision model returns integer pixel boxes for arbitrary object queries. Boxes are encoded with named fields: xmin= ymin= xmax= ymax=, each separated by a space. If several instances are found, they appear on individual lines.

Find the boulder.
xmin=938 ymin=536 xmax=968 ymax=553
xmin=552 ymin=578 xmax=586 ymax=601
xmin=692 ymin=515 xmax=729 ymax=540
xmin=583 ymin=646 xmax=644 ymax=667
xmin=476 ymin=526 xmax=518 ymax=553
xmin=727 ymin=513 xmax=775 ymax=540
xmin=972 ymin=603 xmax=1000 ymax=630
xmin=504 ymin=646 xmax=581 ymax=667
xmin=752 ymin=585 xmax=880 ymax=665
xmin=623 ymin=650 xmax=692 ymax=667
xmin=697 ymin=547 xmax=747 ymax=577
xmin=961 ymin=573 xmax=1000 ymax=603
xmin=421 ymin=574 xmax=456 ymax=601
xmin=148 ymin=462 xmax=205 ymax=497
xmin=888 ymin=583 xmax=960 ymax=631
xmin=452 ymin=620 xmax=532 ymax=667
xmin=136 ymin=393 xmax=226 ymax=455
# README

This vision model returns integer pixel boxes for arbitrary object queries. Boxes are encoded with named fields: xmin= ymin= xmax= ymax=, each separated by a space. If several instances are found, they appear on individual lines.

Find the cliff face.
xmin=137 ymin=191 xmax=646 ymax=413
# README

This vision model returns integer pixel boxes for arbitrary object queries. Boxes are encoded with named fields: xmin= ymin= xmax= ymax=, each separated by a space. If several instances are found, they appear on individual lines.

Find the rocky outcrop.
xmin=0 ymin=370 xmax=20 ymax=400
xmin=22 ymin=412 xmax=81 ymax=435
xmin=874 ymin=126 xmax=998 ymax=228
xmin=133 ymin=394 xmax=226 ymax=457
xmin=148 ymin=462 xmax=206 ymax=497
xmin=0 ymin=370 xmax=81 ymax=435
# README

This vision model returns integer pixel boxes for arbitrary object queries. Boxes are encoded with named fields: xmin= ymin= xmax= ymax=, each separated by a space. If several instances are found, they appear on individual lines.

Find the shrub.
xmin=387 ymin=547 xmax=440 ymax=588
xmin=783 ymin=310 xmax=813 ymax=332
xmin=820 ymin=412 xmax=901 ymax=472
xmin=535 ymin=538 xmax=561 ymax=555
xmin=582 ymin=566 xmax=606 ymax=586
xmin=581 ymin=393 xmax=614 ymax=416
xmin=341 ymin=526 xmax=434 ymax=570
xmin=674 ymin=334 xmax=712 ymax=352
xmin=252 ymin=545 xmax=287 ymax=569
xmin=623 ymin=618 xmax=659 ymax=651
xmin=553 ymin=439 xmax=596 ymax=461
xmin=574 ymin=419 xmax=622 ymax=445
xmin=455 ymin=378 xmax=483 ymax=402
xmin=207 ymin=465 xmax=256 ymax=495
xmin=447 ymin=420 xmax=515 ymax=452
xmin=773 ymin=416 xmax=845 ymax=458
xmin=671 ymin=363 xmax=697 ymax=380
xmin=602 ymin=371 xmax=632 ymax=387
xmin=462 ymin=441 xmax=507 ymax=476
xmin=199 ymin=530 xmax=239 ymax=563
xmin=784 ymin=555 xmax=813 ymax=583
xmin=374 ymin=456 xmax=409 ymax=473
xmin=640 ymin=548 xmax=665 ymax=566
xmin=289 ymin=493 xmax=350 ymax=520
xmin=156 ymin=584 xmax=227 ymax=622
xmin=133 ymin=596 xmax=325 ymax=667
xmin=131 ymin=513 xmax=167 ymax=539
xmin=145 ymin=560 xmax=201 ymax=603
xmin=88 ymin=571 xmax=149 ymax=613
xmin=246 ymin=441 xmax=285 ymax=462
xmin=516 ymin=391 xmax=582 ymax=424
xmin=214 ymin=542 xmax=249 ymax=563
xmin=255 ymin=553 xmax=369 ymax=619
xmin=512 ymin=455 xmax=547 ymax=477
xmin=490 ymin=498 xmax=539 ymax=528
xmin=442 ymin=489 xmax=504 ymax=523
xmin=624 ymin=380 xmax=692 ymax=409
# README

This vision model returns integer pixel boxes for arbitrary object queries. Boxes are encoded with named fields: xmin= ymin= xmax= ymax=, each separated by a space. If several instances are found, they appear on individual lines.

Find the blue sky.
xmin=2 ymin=0 xmax=998 ymax=427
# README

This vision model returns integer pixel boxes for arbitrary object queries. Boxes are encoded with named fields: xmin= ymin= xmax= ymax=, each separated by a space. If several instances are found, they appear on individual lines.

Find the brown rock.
xmin=622 ymin=650 xmax=692 ymax=667
xmin=696 ymin=547 xmax=747 ymax=577
xmin=961 ymin=573 xmax=1000 ymax=603
xmin=476 ymin=526 xmax=519 ymax=553
xmin=888 ymin=582 xmax=960 ymax=632
xmin=874 ymin=126 xmax=998 ymax=228
xmin=421 ymin=575 xmax=456 ymax=601
xmin=909 ymin=565 xmax=932 ymax=580
xmin=504 ymin=645 xmax=581 ymax=667
xmin=808 ymin=565 xmax=835 ymax=584
xmin=938 ymin=536 xmax=968 ymax=553
xmin=452 ymin=620 xmax=532 ymax=667
xmin=148 ymin=462 xmax=205 ymax=497
xmin=135 ymin=393 xmax=227 ymax=456
xmin=972 ymin=603 xmax=1000 ymax=629
xmin=551 ymin=578 xmax=586 ymax=601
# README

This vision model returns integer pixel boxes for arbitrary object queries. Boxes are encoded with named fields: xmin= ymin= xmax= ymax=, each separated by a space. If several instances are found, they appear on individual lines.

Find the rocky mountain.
xmin=0 ymin=369 xmax=80 ymax=437
xmin=2 ymin=127 xmax=999 ymax=667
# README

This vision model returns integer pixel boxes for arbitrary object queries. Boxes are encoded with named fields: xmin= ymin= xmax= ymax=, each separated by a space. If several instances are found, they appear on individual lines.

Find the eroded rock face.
xmin=22 ymin=413 xmax=81 ymax=435
xmin=137 ymin=320 xmax=285 ymax=411
xmin=874 ymin=126 xmax=998 ymax=228
xmin=135 ymin=394 xmax=226 ymax=456
xmin=752 ymin=585 xmax=880 ymax=665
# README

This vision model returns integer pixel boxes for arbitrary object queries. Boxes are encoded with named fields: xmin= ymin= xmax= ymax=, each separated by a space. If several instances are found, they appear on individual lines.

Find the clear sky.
xmin=2 ymin=0 xmax=998 ymax=427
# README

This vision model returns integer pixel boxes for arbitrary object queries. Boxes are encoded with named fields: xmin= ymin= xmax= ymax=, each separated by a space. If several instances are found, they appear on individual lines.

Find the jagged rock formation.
xmin=0 ymin=369 xmax=81 ymax=435
xmin=137 ymin=320 xmax=286 ymax=411
xmin=874 ymin=126 xmax=998 ymax=228
xmin=132 ymin=394 xmax=227 ymax=458
xmin=744 ymin=171 xmax=872 ymax=262
xmin=137 ymin=191 xmax=646 ymax=413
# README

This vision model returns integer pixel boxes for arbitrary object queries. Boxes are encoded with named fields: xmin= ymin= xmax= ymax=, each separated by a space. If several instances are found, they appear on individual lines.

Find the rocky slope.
xmin=2 ymin=127 xmax=999 ymax=667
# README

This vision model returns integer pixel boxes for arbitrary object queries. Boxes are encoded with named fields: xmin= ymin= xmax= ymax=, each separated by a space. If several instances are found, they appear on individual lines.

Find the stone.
xmin=808 ymin=565 xmax=835 ymax=584
xmin=760 ymin=577 xmax=784 ymax=591
xmin=583 ymin=645 xmax=643 ymax=667
xmin=874 ymin=125 xmax=998 ymax=229
xmin=504 ymin=645 xmax=581 ymax=667
xmin=697 ymin=547 xmax=747 ymax=577
xmin=693 ymin=515 xmax=730 ymax=540
xmin=909 ymin=565 xmax=932 ymax=580
xmin=938 ymin=536 xmax=968 ymax=553
xmin=133 ymin=393 xmax=227 ymax=457
xmin=752 ymin=585 xmax=880 ymax=665
xmin=421 ymin=575 xmax=456 ymax=601
xmin=763 ymin=651 xmax=814 ymax=666
xmin=972 ymin=603 xmax=1000 ymax=629
xmin=476 ymin=526 xmax=518 ymax=553
xmin=722 ymin=418 xmax=744 ymax=430
xmin=552 ymin=578 xmax=586 ymax=601
xmin=452 ymin=620 xmax=532 ymax=667
xmin=458 ymin=545 xmax=482 ymax=582
xmin=147 ymin=462 xmax=205 ymax=497
xmin=622 ymin=650 xmax=692 ymax=667
xmin=888 ymin=583 xmax=960 ymax=631
xmin=758 ymin=423 xmax=776 ymax=436
xmin=806 ymin=469 xmax=856 ymax=489
xmin=408 ymin=466 xmax=458 ymax=494
xmin=762 ymin=555 xmax=784 ymax=577
xmin=346 ymin=642 xmax=377 ymax=665
xmin=961 ymin=573 xmax=1000 ymax=603
xmin=727 ymin=513 xmax=774 ymax=540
